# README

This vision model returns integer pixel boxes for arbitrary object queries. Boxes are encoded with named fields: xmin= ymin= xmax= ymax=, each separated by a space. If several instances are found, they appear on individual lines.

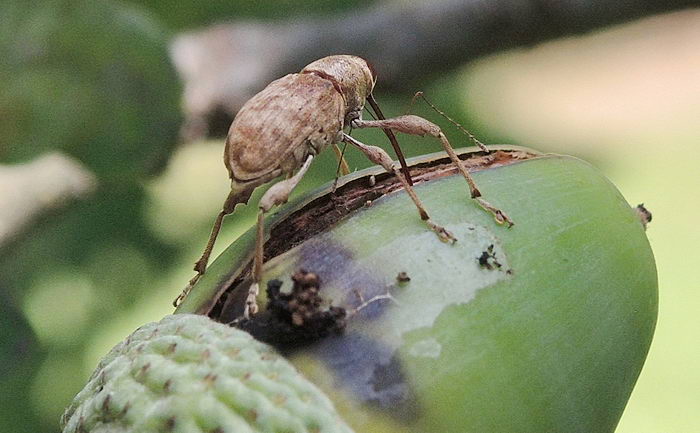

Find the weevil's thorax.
xmin=301 ymin=55 xmax=376 ymax=125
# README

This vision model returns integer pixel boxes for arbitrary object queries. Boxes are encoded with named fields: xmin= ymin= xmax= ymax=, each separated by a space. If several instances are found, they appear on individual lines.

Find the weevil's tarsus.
xmin=412 ymin=91 xmax=489 ymax=153
xmin=351 ymin=115 xmax=513 ymax=227
xmin=367 ymin=93 xmax=414 ymax=186
xmin=342 ymin=132 xmax=456 ymax=243
xmin=476 ymin=197 xmax=513 ymax=227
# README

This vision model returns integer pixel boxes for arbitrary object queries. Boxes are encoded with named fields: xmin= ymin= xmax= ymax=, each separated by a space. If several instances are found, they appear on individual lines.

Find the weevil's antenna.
xmin=367 ymin=94 xmax=414 ymax=185
xmin=403 ymin=92 xmax=419 ymax=115
xmin=413 ymin=92 xmax=488 ymax=152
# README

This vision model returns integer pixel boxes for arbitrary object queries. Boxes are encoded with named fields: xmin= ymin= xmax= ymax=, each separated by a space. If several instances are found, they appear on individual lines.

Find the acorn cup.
xmin=61 ymin=314 xmax=354 ymax=433
xmin=65 ymin=146 xmax=657 ymax=433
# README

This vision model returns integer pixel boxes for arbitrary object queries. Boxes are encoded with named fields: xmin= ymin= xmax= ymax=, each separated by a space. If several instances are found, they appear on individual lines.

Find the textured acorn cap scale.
xmin=61 ymin=314 xmax=354 ymax=433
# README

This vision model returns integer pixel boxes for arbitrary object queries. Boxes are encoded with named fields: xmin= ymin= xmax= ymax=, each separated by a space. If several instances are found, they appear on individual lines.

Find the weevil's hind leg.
xmin=341 ymin=133 xmax=456 ymax=243
xmin=352 ymin=116 xmax=513 ymax=226
xmin=173 ymin=188 xmax=254 ymax=307
xmin=194 ymin=189 xmax=252 ymax=274
xmin=246 ymin=155 xmax=315 ymax=318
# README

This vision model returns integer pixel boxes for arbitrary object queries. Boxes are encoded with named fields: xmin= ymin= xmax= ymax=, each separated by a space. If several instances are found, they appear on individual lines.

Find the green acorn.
xmin=65 ymin=145 xmax=656 ymax=433
xmin=61 ymin=314 xmax=354 ymax=433
xmin=176 ymin=146 xmax=657 ymax=433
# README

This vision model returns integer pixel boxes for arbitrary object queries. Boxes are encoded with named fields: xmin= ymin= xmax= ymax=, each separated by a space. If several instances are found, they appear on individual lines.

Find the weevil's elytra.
xmin=225 ymin=72 xmax=344 ymax=181
xmin=175 ymin=54 xmax=513 ymax=314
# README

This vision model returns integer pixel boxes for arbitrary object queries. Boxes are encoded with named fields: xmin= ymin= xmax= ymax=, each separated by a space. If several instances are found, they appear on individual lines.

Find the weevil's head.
xmin=301 ymin=55 xmax=376 ymax=121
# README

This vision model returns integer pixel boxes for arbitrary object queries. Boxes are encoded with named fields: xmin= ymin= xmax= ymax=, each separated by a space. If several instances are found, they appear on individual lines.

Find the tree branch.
xmin=0 ymin=153 xmax=97 ymax=248
xmin=170 ymin=0 xmax=700 ymax=140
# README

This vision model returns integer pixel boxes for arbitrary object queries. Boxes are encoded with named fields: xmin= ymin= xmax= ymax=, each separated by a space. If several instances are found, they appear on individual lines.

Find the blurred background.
xmin=1 ymin=0 xmax=698 ymax=432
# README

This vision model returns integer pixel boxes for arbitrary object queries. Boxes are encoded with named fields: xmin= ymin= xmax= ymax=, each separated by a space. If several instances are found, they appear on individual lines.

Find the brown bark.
xmin=0 ymin=153 xmax=96 ymax=248
xmin=170 ymin=0 xmax=700 ymax=140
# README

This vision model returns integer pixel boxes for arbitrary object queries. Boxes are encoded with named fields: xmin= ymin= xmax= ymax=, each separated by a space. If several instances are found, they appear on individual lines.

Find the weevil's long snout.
xmin=301 ymin=55 xmax=375 ymax=115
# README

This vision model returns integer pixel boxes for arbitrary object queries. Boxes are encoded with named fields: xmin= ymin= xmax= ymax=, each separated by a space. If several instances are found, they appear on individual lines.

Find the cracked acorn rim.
xmin=176 ymin=145 xmax=539 ymax=316
xmin=176 ymin=145 xmax=657 ymax=433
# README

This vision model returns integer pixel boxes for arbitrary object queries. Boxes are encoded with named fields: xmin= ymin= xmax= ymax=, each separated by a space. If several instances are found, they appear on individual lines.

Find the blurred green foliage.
xmin=2 ymin=0 xmax=695 ymax=432
xmin=0 ymin=0 xmax=181 ymax=175
xmin=123 ymin=0 xmax=374 ymax=30
xmin=0 ymin=0 xmax=181 ymax=431
xmin=0 ymin=1 xmax=450 ymax=432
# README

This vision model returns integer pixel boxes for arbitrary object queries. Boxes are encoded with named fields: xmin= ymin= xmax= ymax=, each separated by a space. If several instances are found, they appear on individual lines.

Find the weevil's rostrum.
xmin=175 ymin=54 xmax=512 ymax=315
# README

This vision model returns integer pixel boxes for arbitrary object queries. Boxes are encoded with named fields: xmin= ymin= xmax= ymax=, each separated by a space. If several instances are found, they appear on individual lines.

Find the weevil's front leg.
xmin=174 ymin=187 xmax=254 ymax=307
xmin=341 ymin=133 xmax=455 ymax=243
xmin=331 ymin=142 xmax=351 ymax=193
xmin=352 ymin=115 xmax=513 ymax=226
xmin=332 ymin=143 xmax=351 ymax=176
xmin=246 ymin=155 xmax=314 ymax=318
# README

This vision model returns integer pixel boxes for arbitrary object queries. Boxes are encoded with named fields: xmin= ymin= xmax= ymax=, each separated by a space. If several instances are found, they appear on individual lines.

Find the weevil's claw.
xmin=244 ymin=282 xmax=260 ymax=319
xmin=494 ymin=210 xmax=514 ymax=227
xmin=172 ymin=292 xmax=184 ymax=308
xmin=173 ymin=287 xmax=189 ymax=308
xmin=475 ymin=198 xmax=514 ymax=228
xmin=427 ymin=220 xmax=457 ymax=243
xmin=173 ymin=273 xmax=202 ymax=307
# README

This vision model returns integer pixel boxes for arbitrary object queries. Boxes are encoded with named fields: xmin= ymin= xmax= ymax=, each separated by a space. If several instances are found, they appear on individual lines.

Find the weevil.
xmin=175 ymin=55 xmax=513 ymax=315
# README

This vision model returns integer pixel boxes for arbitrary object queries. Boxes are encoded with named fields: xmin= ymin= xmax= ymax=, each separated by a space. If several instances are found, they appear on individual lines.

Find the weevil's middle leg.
xmin=246 ymin=155 xmax=315 ymax=318
xmin=174 ymin=188 xmax=253 ymax=307
xmin=352 ymin=116 xmax=513 ymax=226
xmin=341 ymin=133 xmax=455 ymax=243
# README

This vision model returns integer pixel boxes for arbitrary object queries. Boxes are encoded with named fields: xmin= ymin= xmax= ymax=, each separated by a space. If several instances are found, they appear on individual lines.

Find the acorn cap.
xmin=61 ymin=314 xmax=354 ymax=433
